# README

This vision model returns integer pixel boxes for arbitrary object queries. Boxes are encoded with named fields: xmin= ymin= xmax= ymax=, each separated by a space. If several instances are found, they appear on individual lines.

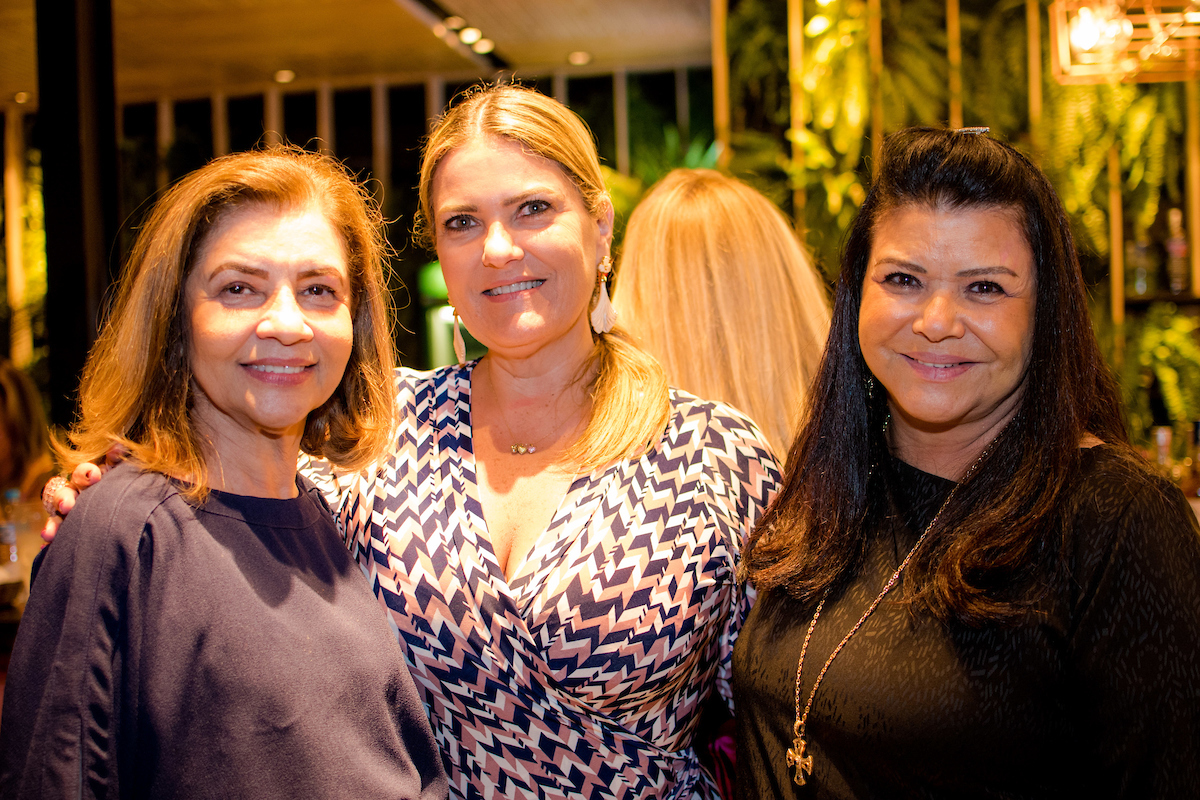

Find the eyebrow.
xmin=436 ymin=187 xmax=561 ymax=216
xmin=872 ymin=257 xmax=1020 ymax=278
xmin=203 ymin=263 xmax=346 ymax=282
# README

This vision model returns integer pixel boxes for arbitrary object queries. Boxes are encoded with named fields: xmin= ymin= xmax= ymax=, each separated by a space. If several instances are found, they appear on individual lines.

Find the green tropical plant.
xmin=726 ymin=0 xmax=951 ymax=276
xmin=604 ymin=127 xmax=720 ymax=250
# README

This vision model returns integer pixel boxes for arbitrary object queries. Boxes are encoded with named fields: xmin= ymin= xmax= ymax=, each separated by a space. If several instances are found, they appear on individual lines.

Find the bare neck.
xmin=197 ymin=426 xmax=302 ymax=499
xmin=887 ymin=409 xmax=1017 ymax=481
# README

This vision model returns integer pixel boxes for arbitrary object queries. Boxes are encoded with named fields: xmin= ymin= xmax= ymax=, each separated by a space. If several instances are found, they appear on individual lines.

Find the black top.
xmin=734 ymin=445 xmax=1200 ymax=799
xmin=0 ymin=463 xmax=448 ymax=800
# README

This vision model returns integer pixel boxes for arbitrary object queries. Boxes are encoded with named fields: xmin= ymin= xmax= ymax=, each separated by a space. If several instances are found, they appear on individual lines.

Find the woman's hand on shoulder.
xmin=41 ymin=446 xmax=126 ymax=542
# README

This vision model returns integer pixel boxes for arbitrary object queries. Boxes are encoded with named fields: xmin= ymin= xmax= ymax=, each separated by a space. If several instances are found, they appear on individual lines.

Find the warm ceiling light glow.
xmin=805 ymin=15 xmax=832 ymax=35
xmin=432 ymin=23 xmax=446 ymax=37
xmin=458 ymin=27 xmax=482 ymax=45
xmin=1068 ymin=3 xmax=1132 ymax=55
xmin=274 ymin=69 xmax=296 ymax=84
xmin=567 ymin=51 xmax=592 ymax=66
xmin=13 ymin=92 xmax=29 ymax=104
xmin=444 ymin=16 xmax=465 ymax=31
xmin=472 ymin=38 xmax=495 ymax=54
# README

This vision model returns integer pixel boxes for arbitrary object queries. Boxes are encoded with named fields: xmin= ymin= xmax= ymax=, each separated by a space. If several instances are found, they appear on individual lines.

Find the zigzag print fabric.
xmin=315 ymin=364 xmax=780 ymax=799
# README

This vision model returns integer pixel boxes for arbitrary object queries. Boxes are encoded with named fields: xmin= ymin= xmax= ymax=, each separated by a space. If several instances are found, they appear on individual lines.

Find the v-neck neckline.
xmin=457 ymin=361 xmax=613 ymax=604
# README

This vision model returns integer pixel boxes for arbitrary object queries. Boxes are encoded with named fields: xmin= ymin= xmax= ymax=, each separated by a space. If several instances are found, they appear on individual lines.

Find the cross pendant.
xmin=786 ymin=736 xmax=814 ymax=786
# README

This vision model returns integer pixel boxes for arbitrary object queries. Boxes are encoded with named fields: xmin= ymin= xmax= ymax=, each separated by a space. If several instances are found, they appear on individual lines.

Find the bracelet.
xmin=42 ymin=475 xmax=71 ymax=516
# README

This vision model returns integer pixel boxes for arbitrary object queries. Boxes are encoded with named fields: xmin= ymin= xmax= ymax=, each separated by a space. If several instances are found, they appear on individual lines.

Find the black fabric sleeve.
xmin=1069 ymin=475 xmax=1200 ymax=796
xmin=0 ymin=480 xmax=153 ymax=799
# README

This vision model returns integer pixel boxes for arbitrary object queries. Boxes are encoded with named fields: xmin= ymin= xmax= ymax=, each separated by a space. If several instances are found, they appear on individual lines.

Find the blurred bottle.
xmin=1126 ymin=238 xmax=1156 ymax=298
xmin=1181 ymin=422 xmax=1200 ymax=497
xmin=1166 ymin=208 xmax=1189 ymax=295
xmin=1153 ymin=425 xmax=1175 ymax=480
xmin=0 ymin=488 xmax=21 ymax=604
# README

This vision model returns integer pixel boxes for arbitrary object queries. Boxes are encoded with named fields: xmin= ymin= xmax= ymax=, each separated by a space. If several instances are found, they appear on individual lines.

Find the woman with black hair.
xmin=734 ymin=127 xmax=1200 ymax=797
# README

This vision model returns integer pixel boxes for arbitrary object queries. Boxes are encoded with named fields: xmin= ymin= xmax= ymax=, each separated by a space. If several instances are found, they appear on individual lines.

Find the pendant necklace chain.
xmin=786 ymin=423 xmax=1009 ymax=787
xmin=481 ymin=359 xmax=576 ymax=456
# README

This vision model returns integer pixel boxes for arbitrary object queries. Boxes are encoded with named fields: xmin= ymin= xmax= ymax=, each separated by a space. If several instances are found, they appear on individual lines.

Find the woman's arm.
xmin=1070 ymin=473 xmax=1200 ymax=795
xmin=699 ymin=403 xmax=782 ymax=710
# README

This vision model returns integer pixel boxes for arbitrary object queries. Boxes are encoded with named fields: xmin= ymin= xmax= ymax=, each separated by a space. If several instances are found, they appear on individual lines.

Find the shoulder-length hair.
xmin=743 ymin=127 xmax=1130 ymax=626
xmin=415 ymin=83 xmax=669 ymax=473
xmin=615 ymin=168 xmax=830 ymax=458
xmin=59 ymin=147 xmax=397 ymax=499
xmin=0 ymin=360 xmax=52 ymax=494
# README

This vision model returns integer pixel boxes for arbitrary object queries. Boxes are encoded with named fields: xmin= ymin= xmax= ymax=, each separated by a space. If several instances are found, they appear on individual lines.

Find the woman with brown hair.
xmin=615 ymin=168 xmax=830 ymax=458
xmin=0 ymin=359 xmax=54 ymax=502
xmin=1 ymin=148 xmax=446 ymax=799
xmin=734 ymin=128 xmax=1200 ymax=797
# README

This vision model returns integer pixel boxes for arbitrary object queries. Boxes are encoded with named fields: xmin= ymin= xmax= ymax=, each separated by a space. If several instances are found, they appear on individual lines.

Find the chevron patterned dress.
xmin=309 ymin=363 xmax=780 ymax=799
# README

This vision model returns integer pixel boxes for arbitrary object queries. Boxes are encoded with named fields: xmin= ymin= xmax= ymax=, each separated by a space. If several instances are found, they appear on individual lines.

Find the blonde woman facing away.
xmin=615 ymin=169 xmax=831 ymax=458
xmin=2 ymin=149 xmax=446 ymax=799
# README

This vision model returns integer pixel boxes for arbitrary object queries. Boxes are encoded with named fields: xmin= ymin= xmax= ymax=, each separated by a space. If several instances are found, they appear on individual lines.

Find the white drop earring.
xmin=590 ymin=255 xmax=617 ymax=334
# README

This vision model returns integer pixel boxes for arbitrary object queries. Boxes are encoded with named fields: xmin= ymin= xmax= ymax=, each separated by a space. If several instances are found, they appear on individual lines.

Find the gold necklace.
xmin=481 ymin=360 xmax=575 ymax=456
xmin=785 ymin=429 xmax=1005 ymax=786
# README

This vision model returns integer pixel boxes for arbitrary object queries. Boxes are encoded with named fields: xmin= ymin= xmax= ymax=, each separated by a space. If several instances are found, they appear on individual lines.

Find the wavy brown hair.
xmin=0 ymin=360 xmax=53 ymax=498
xmin=415 ymin=83 xmax=669 ymax=472
xmin=58 ymin=147 xmax=397 ymax=499
xmin=743 ymin=128 xmax=1131 ymax=626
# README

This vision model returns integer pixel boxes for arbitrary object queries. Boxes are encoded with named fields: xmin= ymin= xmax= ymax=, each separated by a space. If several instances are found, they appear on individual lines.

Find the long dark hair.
xmin=743 ymin=127 xmax=1130 ymax=626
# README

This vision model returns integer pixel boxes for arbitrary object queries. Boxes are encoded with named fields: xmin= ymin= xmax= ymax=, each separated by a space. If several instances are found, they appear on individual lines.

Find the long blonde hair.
xmin=60 ymin=147 xmax=397 ymax=499
xmin=415 ymin=83 xmax=670 ymax=472
xmin=615 ymin=169 xmax=830 ymax=457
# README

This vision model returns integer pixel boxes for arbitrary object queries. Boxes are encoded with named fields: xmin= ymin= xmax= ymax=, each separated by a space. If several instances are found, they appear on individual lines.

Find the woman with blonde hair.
xmin=2 ymin=148 xmax=446 ymax=799
xmin=46 ymin=85 xmax=780 ymax=800
xmin=615 ymin=169 xmax=830 ymax=458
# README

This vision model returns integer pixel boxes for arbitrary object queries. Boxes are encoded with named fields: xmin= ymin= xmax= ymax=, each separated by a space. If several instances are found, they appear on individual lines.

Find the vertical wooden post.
xmin=212 ymin=92 xmax=229 ymax=157
xmin=614 ymin=68 xmax=630 ymax=175
xmin=156 ymin=97 xmax=172 ymax=189
xmin=553 ymin=71 xmax=568 ymax=106
xmin=1027 ymin=0 xmax=1043 ymax=147
xmin=712 ymin=0 xmax=732 ymax=168
xmin=317 ymin=82 xmax=334 ymax=153
xmin=947 ymin=0 xmax=963 ymax=128
xmin=264 ymin=87 xmax=283 ymax=146
xmin=869 ymin=0 xmax=884 ymax=174
xmin=372 ymin=78 xmax=390 ymax=196
xmin=1187 ymin=79 xmax=1200 ymax=295
xmin=4 ymin=106 xmax=31 ymax=367
xmin=425 ymin=76 xmax=445 ymax=131
xmin=675 ymin=67 xmax=691 ymax=142
xmin=36 ymin=0 xmax=120 ymax=424
xmin=788 ymin=0 xmax=806 ymax=230
xmin=1108 ymin=144 xmax=1124 ymax=371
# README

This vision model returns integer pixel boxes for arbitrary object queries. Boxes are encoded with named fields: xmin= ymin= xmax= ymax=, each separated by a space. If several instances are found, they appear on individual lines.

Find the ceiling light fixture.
xmin=274 ymin=69 xmax=296 ymax=84
xmin=568 ymin=51 xmax=592 ymax=66
xmin=1050 ymin=0 xmax=1200 ymax=83
xmin=458 ymin=27 xmax=482 ymax=45
xmin=444 ymin=16 xmax=465 ymax=31
xmin=472 ymin=38 xmax=495 ymax=54
xmin=13 ymin=92 xmax=30 ymax=104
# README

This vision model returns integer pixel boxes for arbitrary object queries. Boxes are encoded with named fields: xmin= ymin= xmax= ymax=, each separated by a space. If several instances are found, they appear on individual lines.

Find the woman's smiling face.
xmin=858 ymin=202 xmax=1036 ymax=444
xmin=185 ymin=200 xmax=353 ymax=446
xmin=430 ymin=135 xmax=612 ymax=360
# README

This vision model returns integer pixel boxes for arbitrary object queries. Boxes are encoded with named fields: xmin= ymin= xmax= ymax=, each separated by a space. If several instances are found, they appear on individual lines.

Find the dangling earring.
xmin=452 ymin=308 xmax=467 ymax=366
xmin=865 ymin=374 xmax=877 ymax=400
xmin=590 ymin=255 xmax=617 ymax=334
